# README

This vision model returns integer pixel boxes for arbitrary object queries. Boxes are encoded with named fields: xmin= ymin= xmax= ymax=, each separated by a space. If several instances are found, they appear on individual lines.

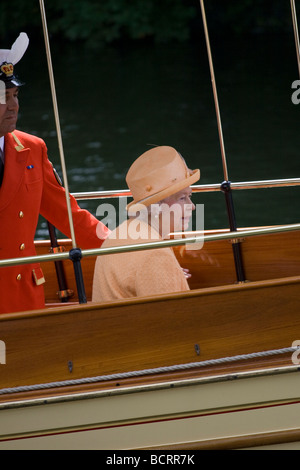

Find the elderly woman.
xmin=92 ymin=146 xmax=200 ymax=302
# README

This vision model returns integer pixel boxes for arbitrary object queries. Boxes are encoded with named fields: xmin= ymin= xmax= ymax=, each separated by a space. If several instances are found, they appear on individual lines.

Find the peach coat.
xmin=92 ymin=219 xmax=189 ymax=302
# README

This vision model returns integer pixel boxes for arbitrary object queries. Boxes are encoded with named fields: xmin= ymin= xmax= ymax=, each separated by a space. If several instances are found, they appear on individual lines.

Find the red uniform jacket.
xmin=0 ymin=130 xmax=109 ymax=314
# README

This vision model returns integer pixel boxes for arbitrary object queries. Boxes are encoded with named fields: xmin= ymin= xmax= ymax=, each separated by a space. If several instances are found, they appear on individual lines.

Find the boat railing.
xmin=1 ymin=176 xmax=300 ymax=269
xmin=71 ymin=177 xmax=300 ymax=201
xmin=0 ymin=221 xmax=300 ymax=270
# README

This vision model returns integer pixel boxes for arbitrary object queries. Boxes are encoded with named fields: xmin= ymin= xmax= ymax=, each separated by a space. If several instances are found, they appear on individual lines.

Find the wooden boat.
xmin=1 ymin=0 xmax=300 ymax=451
xmin=1 ymin=220 xmax=300 ymax=450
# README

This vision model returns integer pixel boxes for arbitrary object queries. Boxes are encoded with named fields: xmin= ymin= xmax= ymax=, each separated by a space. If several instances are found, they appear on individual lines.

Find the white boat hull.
xmin=1 ymin=365 xmax=300 ymax=450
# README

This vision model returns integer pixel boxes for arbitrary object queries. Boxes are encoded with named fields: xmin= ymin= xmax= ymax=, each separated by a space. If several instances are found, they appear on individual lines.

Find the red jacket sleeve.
xmin=39 ymin=140 xmax=110 ymax=249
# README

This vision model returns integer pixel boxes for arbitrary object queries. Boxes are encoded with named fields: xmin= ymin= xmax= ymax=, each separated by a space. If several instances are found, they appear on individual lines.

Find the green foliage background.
xmin=0 ymin=0 xmax=295 ymax=48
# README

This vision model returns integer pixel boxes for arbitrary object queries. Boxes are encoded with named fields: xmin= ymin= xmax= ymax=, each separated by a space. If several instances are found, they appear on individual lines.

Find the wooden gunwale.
xmin=0 ymin=273 xmax=300 ymax=322
xmin=0 ymin=361 xmax=298 ymax=407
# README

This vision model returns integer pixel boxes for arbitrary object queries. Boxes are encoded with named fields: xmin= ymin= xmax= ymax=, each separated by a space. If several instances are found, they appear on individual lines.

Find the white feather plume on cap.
xmin=0 ymin=32 xmax=29 ymax=66
xmin=0 ymin=33 xmax=29 ymax=87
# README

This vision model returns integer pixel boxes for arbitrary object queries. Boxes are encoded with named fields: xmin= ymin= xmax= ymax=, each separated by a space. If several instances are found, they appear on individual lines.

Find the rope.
xmin=0 ymin=346 xmax=298 ymax=396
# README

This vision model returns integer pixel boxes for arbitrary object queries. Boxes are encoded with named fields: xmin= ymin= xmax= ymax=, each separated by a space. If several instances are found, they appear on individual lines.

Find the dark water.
xmin=15 ymin=29 xmax=300 ymax=238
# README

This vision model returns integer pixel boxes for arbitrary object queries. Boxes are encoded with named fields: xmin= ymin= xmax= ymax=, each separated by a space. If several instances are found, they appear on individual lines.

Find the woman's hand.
xmin=182 ymin=268 xmax=191 ymax=279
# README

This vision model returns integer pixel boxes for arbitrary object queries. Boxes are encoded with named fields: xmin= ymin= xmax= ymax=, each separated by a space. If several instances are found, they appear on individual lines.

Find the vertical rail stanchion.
xmin=199 ymin=0 xmax=246 ymax=282
xmin=47 ymin=222 xmax=72 ymax=302
xmin=39 ymin=0 xmax=87 ymax=303
xmin=221 ymin=182 xmax=246 ymax=282
xmin=290 ymin=0 xmax=300 ymax=78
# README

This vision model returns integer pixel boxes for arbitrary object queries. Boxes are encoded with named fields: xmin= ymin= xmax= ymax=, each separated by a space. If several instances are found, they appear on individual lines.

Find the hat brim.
xmin=5 ymin=77 xmax=24 ymax=88
xmin=127 ymin=168 xmax=200 ymax=214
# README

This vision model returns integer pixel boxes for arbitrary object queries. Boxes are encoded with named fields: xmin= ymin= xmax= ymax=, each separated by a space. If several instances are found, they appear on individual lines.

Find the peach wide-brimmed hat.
xmin=126 ymin=146 xmax=200 ymax=213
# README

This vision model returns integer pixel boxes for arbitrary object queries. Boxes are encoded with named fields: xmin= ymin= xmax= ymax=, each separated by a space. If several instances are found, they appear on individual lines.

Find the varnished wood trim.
xmin=144 ymin=428 xmax=300 ymax=450
xmin=1 ymin=274 xmax=300 ymax=322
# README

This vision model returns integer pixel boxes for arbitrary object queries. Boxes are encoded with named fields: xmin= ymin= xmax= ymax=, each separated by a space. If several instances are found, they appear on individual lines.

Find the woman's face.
xmin=159 ymin=187 xmax=195 ymax=237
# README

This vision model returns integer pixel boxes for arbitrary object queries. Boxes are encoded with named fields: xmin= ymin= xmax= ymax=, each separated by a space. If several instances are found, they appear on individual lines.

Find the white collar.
xmin=0 ymin=136 xmax=4 ymax=162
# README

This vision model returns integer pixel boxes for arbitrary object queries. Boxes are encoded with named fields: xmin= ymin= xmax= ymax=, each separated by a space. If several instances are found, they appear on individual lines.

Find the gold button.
xmin=19 ymin=243 xmax=25 ymax=251
xmin=19 ymin=211 xmax=24 ymax=218
xmin=16 ymin=274 xmax=22 ymax=281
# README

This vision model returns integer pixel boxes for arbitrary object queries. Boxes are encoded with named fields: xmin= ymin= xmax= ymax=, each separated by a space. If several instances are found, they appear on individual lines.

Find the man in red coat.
xmin=0 ymin=34 xmax=109 ymax=314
